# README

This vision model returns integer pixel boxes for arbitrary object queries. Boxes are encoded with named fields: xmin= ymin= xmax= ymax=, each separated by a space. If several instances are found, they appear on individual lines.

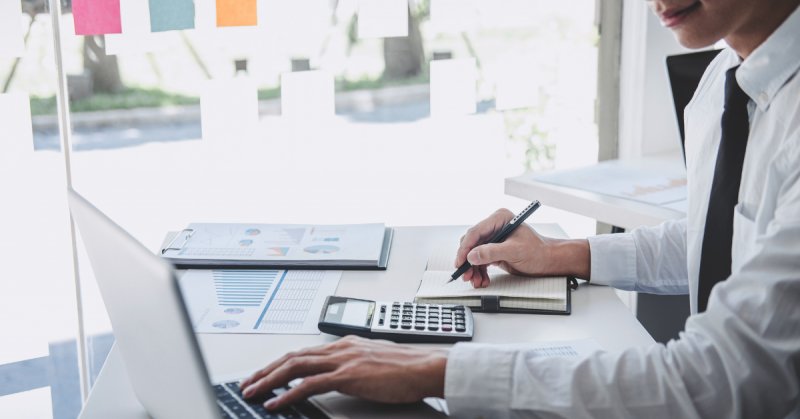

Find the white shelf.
xmin=505 ymin=152 xmax=687 ymax=230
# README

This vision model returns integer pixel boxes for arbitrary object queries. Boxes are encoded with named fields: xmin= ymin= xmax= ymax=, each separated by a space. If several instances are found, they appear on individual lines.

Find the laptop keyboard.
xmin=215 ymin=382 xmax=328 ymax=419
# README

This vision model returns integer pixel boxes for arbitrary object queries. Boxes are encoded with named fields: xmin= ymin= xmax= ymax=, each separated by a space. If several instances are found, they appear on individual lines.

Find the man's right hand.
xmin=454 ymin=208 xmax=591 ymax=288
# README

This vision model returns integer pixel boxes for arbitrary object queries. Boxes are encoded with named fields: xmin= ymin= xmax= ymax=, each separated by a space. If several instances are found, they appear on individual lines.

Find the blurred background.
xmin=0 ymin=0 xmax=599 ymax=417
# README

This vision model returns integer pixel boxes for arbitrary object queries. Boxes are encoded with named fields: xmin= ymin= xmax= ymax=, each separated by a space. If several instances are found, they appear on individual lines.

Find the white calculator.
xmin=318 ymin=296 xmax=474 ymax=343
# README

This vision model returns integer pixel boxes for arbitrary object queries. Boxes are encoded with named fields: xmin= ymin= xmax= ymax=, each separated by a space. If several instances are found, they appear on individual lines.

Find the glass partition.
xmin=2 ymin=0 xmax=599 ymax=416
xmin=0 ymin=2 xmax=82 ymax=418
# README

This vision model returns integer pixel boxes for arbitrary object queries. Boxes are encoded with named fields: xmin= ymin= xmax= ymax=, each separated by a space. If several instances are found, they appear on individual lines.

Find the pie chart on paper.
xmin=212 ymin=320 xmax=240 ymax=329
xmin=303 ymin=245 xmax=340 ymax=255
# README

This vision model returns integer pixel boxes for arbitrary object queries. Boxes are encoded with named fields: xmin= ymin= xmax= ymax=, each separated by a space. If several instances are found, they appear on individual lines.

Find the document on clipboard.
xmin=160 ymin=223 xmax=393 ymax=270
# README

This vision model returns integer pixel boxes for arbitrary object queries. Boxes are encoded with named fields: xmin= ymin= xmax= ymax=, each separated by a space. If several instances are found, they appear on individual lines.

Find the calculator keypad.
xmin=372 ymin=302 xmax=472 ymax=340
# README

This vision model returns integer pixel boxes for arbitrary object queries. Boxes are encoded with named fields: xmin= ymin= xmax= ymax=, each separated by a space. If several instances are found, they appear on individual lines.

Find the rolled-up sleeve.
xmin=588 ymin=218 xmax=689 ymax=294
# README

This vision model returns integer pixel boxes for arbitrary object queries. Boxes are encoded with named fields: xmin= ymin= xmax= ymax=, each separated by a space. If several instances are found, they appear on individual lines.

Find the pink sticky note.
xmin=72 ymin=0 xmax=123 ymax=35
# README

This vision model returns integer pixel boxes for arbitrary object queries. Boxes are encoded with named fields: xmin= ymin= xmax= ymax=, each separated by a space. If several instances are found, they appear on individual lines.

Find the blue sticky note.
xmin=149 ymin=0 xmax=195 ymax=32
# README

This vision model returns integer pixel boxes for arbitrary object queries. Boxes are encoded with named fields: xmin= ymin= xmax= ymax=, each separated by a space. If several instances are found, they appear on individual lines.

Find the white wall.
xmin=618 ymin=0 xmax=693 ymax=159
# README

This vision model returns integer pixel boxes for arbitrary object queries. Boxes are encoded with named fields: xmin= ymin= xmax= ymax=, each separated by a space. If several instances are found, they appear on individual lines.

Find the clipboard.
xmin=159 ymin=227 xmax=394 ymax=271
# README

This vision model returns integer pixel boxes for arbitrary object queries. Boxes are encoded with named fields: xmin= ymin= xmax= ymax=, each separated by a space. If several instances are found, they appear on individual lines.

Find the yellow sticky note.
xmin=216 ymin=0 xmax=257 ymax=27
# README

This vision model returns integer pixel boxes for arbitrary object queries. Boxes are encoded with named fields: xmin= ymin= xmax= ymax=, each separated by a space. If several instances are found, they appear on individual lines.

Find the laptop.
xmin=665 ymin=48 xmax=723 ymax=164
xmin=67 ymin=187 xmax=328 ymax=419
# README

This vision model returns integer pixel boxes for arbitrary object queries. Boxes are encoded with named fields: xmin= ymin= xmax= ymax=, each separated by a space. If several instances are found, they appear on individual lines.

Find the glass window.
xmin=0 ymin=2 xmax=83 ymax=418
xmin=2 ymin=1 xmax=599 ymax=416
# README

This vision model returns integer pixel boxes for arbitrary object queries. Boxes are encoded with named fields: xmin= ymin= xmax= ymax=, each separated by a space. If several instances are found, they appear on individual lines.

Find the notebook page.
xmin=416 ymin=271 xmax=566 ymax=300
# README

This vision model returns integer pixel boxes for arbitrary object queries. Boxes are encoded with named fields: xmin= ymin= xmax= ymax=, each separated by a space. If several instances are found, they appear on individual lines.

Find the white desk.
xmin=505 ymin=152 xmax=687 ymax=231
xmin=78 ymin=226 xmax=655 ymax=419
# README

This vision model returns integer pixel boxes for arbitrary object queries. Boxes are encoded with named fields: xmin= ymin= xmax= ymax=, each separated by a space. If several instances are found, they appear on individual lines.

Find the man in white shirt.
xmin=240 ymin=0 xmax=800 ymax=417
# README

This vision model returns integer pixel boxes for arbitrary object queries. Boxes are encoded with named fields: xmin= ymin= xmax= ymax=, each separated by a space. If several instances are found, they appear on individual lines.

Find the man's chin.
xmin=671 ymin=29 xmax=722 ymax=50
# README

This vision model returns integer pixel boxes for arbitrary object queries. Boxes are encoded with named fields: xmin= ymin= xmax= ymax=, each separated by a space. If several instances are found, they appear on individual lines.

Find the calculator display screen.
xmin=324 ymin=299 xmax=373 ymax=328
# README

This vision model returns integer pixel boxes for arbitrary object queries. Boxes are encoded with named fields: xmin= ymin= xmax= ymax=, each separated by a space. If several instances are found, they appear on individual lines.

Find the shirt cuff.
xmin=587 ymin=233 xmax=637 ymax=290
xmin=445 ymin=343 xmax=514 ymax=419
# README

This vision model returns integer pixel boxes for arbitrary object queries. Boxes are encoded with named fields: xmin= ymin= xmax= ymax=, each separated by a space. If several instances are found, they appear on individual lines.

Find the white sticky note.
xmin=201 ymin=78 xmax=258 ymax=141
xmin=430 ymin=58 xmax=476 ymax=117
xmin=0 ymin=0 xmax=26 ymax=58
xmin=105 ymin=0 xmax=173 ymax=55
xmin=280 ymin=71 xmax=335 ymax=118
xmin=0 ymin=92 xmax=33 ymax=153
xmin=358 ymin=0 xmax=408 ymax=39
xmin=0 ymin=387 xmax=53 ymax=419
xmin=194 ymin=0 xmax=217 ymax=31
xmin=430 ymin=0 xmax=476 ymax=34
xmin=495 ymin=56 xmax=539 ymax=111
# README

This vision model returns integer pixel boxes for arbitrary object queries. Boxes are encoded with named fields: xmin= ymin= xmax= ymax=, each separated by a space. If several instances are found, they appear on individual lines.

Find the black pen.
xmin=444 ymin=200 xmax=541 ymax=286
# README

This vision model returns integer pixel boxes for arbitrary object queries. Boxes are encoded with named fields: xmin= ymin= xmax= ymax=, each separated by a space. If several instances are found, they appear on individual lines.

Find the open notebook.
xmin=414 ymin=223 xmax=575 ymax=314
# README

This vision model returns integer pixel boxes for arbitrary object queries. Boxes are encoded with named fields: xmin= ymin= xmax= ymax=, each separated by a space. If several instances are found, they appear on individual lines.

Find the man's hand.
xmin=455 ymin=208 xmax=591 ymax=288
xmin=239 ymin=336 xmax=448 ymax=411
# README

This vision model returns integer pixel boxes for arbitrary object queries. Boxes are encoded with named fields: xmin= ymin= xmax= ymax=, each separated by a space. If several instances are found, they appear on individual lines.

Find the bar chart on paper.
xmin=179 ymin=269 xmax=342 ymax=334
xmin=213 ymin=270 xmax=277 ymax=306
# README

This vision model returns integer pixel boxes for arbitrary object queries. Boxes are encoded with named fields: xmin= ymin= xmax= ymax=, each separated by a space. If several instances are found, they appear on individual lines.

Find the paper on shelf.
xmin=179 ymin=270 xmax=342 ymax=334
xmin=358 ymin=0 xmax=408 ymax=39
xmin=148 ymin=0 xmax=195 ymax=32
xmin=72 ymin=0 xmax=123 ymax=35
xmin=661 ymin=199 xmax=688 ymax=213
xmin=0 ymin=1 xmax=25 ymax=58
xmin=280 ymin=70 xmax=335 ymax=118
xmin=430 ymin=58 xmax=477 ymax=117
xmin=533 ymin=164 xmax=688 ymax=206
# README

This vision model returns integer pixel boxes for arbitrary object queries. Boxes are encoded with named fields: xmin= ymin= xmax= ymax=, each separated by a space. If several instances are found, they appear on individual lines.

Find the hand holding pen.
xmin=451 ymin=201 xmax=589 ymax=289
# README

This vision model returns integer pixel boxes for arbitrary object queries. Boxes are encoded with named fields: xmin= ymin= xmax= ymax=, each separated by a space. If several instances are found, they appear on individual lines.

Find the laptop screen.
xmin=666 ymin=49 xmax=722 ymax=164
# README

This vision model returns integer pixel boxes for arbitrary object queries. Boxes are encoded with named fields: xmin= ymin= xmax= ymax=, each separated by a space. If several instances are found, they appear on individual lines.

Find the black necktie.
xmin=697 ymin=66 xmax=751 ymax=312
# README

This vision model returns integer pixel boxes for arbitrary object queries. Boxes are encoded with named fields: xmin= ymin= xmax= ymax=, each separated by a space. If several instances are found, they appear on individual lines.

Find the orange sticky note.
xmin=216 ymin=0 xmax=257 ymax=27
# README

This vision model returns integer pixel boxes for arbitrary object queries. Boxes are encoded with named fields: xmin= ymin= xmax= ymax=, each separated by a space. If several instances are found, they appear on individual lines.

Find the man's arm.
xmin=589 ymin=218 xmax=690 ymax=294
xmin=446 ymin=163 xmax=800 ymax=419
xmin=454 ymin=209 xmax=690 ymax=294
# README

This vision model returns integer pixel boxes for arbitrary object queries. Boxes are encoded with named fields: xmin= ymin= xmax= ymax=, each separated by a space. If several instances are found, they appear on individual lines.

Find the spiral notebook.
xmin=414 ymin=224 xmax=575 ymax=315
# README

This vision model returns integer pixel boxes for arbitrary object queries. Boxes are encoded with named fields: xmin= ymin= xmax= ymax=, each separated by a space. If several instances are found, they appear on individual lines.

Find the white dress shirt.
xmin=444 ymin=5 xmax=800 ymax=418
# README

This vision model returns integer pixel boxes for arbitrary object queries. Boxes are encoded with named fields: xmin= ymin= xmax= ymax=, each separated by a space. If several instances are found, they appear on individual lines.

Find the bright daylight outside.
xmin=0 ymin=0 xmax=598 ymax=417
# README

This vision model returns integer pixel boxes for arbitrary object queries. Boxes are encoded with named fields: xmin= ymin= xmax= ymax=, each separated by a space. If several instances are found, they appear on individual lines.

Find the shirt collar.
xmin=736 ymin=4 xmax=800 ymax=112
